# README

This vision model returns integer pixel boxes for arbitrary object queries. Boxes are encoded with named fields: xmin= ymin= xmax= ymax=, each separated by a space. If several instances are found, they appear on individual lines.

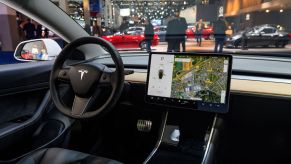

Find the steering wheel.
xmin=50 ymin=37 xmax=124 ymax=119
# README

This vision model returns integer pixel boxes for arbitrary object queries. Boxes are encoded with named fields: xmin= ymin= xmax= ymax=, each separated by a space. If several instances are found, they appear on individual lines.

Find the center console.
xmin=144 ymin=52 xmax=232 ymax=164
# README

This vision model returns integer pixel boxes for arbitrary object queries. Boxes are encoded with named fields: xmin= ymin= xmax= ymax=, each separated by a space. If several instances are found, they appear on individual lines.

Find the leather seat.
xmin=17 ymin=148 xmax=123 ymax=164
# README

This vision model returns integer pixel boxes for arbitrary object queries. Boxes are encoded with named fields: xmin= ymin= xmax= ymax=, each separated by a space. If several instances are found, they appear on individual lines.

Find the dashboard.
xmin=96 ymin=53 xmax=291 ymax=98
xmin=99 ymin=53 xmax=291 ymax=164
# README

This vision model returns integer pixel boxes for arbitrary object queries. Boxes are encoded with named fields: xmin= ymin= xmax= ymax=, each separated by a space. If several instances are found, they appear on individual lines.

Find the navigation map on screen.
xmin=147 ymin=54 xmax=230 ymax=104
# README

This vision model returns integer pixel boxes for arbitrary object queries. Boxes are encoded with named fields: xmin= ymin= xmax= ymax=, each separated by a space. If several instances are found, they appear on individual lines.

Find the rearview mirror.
xmin=259 ymin=31 xmax=265 ymax=35
xmin=14 ymin=39 xmax=62 ymax=62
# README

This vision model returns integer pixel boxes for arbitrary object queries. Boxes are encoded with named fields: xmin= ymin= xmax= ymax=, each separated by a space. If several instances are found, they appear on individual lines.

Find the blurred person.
xmin=231 ymin=22 xmax=237 ymax=34
xmin=92 ymin=21 xmax=102 ymax=36
xmin=195 ymin=18 xmax=205 ymax=47
xmin=16 ymin=14 xmax=21 ymax=26
xmin=213 ymin=16 xmax=227 ymax=53
xmin=31 ymin=44 xmax=39 ymax=59
xmin=144 ymin=18 xmax=154 ymax=52
xmin=119 ymin=19 xmax=129 ymax=33
xmin=166 ymin=10 xmax=187 ymax=52
xmin=35 ymin=22 xmax=49 ymax=38
xmin=102 ymin=27 xmax=112 ymax=36
xmin=36 ymin=23 xmax=42 ymax=39
xmin=40 ymin=49 xmax=48 ymax=60
xmin=166 ymin=17 xmax=178 ymax=52
xmin=42 ymin=27 xmax=49 ymax=38
xmin=16 ymin=15 xmax=25 ymax=41
xmin=176 ymin=12 xmax=188 ymax=52
xmin=241 ymin=28 xmax=249 ymax=50
xmin=22 ymin=18 xmax=36 ymax=40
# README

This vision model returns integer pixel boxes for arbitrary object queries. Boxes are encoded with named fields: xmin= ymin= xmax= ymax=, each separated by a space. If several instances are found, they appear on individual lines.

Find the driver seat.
xmin=17 ymin=148 xmax=122 ymax=164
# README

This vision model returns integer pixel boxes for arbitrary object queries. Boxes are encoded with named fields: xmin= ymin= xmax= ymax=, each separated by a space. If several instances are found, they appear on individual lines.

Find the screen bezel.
xmin=145 ymin=52 xmax=233 ymax=113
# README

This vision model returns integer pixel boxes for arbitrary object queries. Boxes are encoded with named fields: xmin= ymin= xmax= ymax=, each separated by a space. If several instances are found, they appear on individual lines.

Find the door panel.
xmin=0 ymin=61 xmax=74 ymax=161
xmin=0 ymin=61 xmax=53 ymax=131
xmin=0 ymin=91 xmax=49 ymax=161
xmin=248 ymin=34 xmax=261 ymax=47
xmin=111 ymin=35 xmax=123 ymax=45
xmin=0 ymin=61 xmax=53 ymax=95
xmin=0 ymin=90 xmax=46 ymax=126
xmin=122 ymin=32 xmax=141 ymax=48
xmin=260 ymin=28 xmax=276 ymax=46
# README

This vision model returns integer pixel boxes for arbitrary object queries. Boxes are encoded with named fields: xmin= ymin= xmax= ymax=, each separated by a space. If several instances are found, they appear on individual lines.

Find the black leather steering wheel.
xmin=50 ymin=37 xmax=124 ymax=119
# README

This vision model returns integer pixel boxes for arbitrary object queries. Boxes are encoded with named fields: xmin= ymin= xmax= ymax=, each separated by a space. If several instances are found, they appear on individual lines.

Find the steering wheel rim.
xmin=50 ymin=37 xmax=124 ymax=119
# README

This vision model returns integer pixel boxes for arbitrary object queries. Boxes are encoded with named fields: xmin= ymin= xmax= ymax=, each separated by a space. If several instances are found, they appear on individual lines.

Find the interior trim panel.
xmin=0 ymin=91 xmax=50 ymax=139
xmin=0 ymin=61 xmax=53 ymax=96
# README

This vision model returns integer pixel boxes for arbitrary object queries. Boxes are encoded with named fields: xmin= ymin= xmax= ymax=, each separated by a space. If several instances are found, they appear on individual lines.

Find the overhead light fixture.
xmin=265 ymin=9 xmax=270 ymax=13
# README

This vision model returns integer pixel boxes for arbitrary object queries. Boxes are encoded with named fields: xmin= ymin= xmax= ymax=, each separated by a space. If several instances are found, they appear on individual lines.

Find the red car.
xmin=102 ymin=30 xmax=159 ymax=50
xmin=20 ymin=52 xmax=34 ymax=60
xmin=186 ymin=26 xmax=214 ymax=40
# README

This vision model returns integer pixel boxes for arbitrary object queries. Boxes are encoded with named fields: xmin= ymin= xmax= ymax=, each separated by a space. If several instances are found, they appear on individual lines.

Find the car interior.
xmin=1 ymin=0 xmax=291 ymax=164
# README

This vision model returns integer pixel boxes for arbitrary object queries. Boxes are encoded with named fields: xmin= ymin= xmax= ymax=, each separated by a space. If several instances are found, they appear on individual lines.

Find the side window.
xmin=0 ymin=4 xmax=21 ymax=65
xmin=273 ymin=28 xmax=277 ymax=33
xmin=136 ymin=31 xmax=142 ymax=35
xmin=0 ymin=3 xmax=64 ymax=65
xmin=136 ymin=28 xmax=143 ymax=31
xmin=130 ymin=31 xmax=137 ymax=35
xmin=128 ymin=28 xmax=135 ymax=32
xmin=262 ymin=28 xmax=274 ymax=34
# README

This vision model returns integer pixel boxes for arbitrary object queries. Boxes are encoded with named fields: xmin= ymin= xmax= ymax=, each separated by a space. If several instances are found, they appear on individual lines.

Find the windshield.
xmin=51 ymin=0 xmax=291 ymax=56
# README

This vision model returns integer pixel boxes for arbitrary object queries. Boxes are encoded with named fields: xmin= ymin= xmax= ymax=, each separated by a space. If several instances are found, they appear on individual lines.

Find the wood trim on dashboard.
xmin=125 ymin=72 xmax=291 ymax=97
xmin=125 ymin=72 xmax=147 ymax=83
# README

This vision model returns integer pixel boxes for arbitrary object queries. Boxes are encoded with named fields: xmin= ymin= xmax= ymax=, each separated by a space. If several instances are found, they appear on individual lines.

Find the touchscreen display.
xmin=146 ymin=53 xmax=232 ymax=113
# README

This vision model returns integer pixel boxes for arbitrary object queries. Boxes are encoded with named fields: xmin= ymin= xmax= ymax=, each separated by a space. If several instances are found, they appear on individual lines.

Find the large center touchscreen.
xmin=146 ymin=52 xmax=232 ymax=113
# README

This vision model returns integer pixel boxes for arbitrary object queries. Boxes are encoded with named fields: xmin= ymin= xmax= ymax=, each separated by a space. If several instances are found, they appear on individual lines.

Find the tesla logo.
xmin=78 ymin=69 xmax=88 ymax=80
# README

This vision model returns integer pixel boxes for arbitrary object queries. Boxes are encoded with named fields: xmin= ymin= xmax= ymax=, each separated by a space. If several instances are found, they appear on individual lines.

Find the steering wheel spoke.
xmin=71 ymin=95 xmax=91 ymax=116
xmin=58 ymin=68 xmax=70 ymax=83
xmin=99 ymin=67 xmax=115 ymax=87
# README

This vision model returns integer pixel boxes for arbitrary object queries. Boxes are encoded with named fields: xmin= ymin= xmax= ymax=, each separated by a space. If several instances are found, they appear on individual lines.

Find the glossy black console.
xmin=145 ymin=110 xmax=219 ymax=164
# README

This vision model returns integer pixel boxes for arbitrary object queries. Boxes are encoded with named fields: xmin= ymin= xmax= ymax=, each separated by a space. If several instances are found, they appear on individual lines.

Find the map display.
xmin=147 ymin=54 xmax=230 ymax=104
xmin=171 ymin=56 xmax=229 ymax=103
